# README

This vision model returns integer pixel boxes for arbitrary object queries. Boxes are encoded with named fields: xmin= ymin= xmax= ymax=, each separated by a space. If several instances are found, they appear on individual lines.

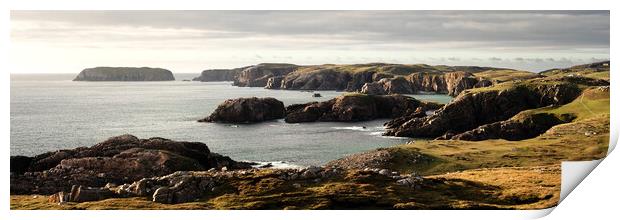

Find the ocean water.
xmin=10 ymin=74 xmax=453 ymax=166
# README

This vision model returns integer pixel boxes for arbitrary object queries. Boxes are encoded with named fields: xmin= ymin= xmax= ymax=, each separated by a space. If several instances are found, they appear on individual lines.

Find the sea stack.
xmin=199 ymin=97 xmax=286 ymax=123
xmin=73 ymin=67 xmax=175 ymax=81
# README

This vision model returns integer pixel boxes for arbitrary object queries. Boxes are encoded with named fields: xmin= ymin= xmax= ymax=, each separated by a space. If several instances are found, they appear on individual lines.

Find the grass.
xmin=473 ymin=70 xmax=540 ymax=82
xmin=11 ymin=165 xmax=561 ymax=210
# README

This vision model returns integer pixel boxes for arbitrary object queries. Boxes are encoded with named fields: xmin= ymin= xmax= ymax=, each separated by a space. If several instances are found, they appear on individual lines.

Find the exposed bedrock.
xmin=10 ymin=135 xmax=251 ymax=194
xmin=280 ymin=68 xmax=353 ymax=91
xmin=284 ymin=94 xmax=443 ymax=123
xmin=361 ymin=71 xmax=486 ymax=96
xmin=233 ymin=63 xmax=299 ymax=87
xmin=384 ymin=81 xmax=584 ymax=138
xmin=192 ymin=68 xmax=244 ymax=82
xmin=198 ymin=97 xmax=286 ymax=123
xmin=73 ymin=67 xmax=175 ymax=81
xmin=441 ymin=113 xmax=576 ymax=141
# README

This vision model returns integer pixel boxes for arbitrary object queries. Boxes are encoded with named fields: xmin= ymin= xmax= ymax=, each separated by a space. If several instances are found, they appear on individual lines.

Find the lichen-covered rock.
xmin=10 ymin=135 xmax=251 ymax=195
xmin=199 ymin=97 xmax=286 ymax=123
xmin=73 ymin=67 xmax=174 ymax=81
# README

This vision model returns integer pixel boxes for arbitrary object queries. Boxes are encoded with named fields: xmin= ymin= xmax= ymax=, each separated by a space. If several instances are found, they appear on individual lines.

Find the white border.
xmin=2 ymin=1 xmax=616 ymax=219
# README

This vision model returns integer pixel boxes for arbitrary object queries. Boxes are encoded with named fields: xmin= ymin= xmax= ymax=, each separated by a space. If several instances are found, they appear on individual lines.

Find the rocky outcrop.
xmin=284 ymin=94 xmax=441 ymax=123
xmin=360 ymin=71 xmax=487 ymax=96
xmin=73 ymin=67 xmax=175 ymax=81
xmin=264 ymin=76 xmax=285 ymax=89
xmin=384 ymin=81 xmax=584 ymax=138
xmin=281 ymin=68 xmax=352 ymax=91
xmin=444 ymin=72 xmax=480 ymax=96
xmin=10 ymin=135 xmax=251 ymax=194
xmin=443 ymin=113 xmax=576 ymax=141
xmin=193 ymin=68 xmax=245 ymax=82
xmin=361 ymin=77 xmax=414 ymax=95
xmin=198 ymin=97 xmax=286 ymax=123
xmin=233 ymin=63 xmax=298 ymax=87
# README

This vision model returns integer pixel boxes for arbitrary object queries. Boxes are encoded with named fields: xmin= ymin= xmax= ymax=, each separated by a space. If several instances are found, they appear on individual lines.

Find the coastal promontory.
xmin=73 ymin=67 xmax=175 ymax=81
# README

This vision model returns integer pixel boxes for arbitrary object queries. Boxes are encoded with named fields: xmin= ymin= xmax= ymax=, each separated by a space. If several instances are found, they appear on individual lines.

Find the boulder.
xmin=199 ymin=97 xmax=286 ymax=123
xmin=73 ymin=67 xmax=174 ymax=81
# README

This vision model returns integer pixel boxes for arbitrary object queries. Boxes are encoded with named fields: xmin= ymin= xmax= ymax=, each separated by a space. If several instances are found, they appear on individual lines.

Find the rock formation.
xmin=192 ymin=68 xmax=245 ymax=82
xmin=73 ymin=67 xmax=175 ymax=81
xmin=233 ymin=63 xmax=299 ymax=87
xmin=284 ymin=94 xmax=442 ymax=123
xmin=198 ymin=97 xmax=286 ymax=123
xmin=10 ymin=135 xmax=251 ymax=194
xmin=443 ymin=113 xmax=576 ymax=141
xmin=384 ymin=76 xmax=609 ymax=139
xmin=280 ymin=68 xmax=353 ymax=91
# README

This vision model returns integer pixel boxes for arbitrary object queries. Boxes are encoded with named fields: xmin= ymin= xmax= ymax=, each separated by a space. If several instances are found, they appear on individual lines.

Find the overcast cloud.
xmin=10 ymin=11 xmax=609 ymax=73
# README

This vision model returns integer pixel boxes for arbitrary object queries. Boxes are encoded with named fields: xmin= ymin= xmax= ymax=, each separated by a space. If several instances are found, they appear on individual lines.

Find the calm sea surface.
xmin=10 ymin=74 xmax=453 ymax=166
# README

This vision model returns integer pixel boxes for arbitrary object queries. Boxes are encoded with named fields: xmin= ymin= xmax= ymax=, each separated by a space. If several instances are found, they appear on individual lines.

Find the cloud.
xmin=9 ymin=11 xmax=610 ymax=73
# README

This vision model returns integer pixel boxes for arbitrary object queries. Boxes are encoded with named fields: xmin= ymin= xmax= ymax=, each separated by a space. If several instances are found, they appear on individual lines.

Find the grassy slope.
xmin=473 ymin=69 xmax=540 ymax=82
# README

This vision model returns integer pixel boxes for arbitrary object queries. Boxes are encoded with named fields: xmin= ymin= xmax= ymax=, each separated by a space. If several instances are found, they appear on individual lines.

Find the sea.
xmin=10 ymin=73 xmax=453 ymax=167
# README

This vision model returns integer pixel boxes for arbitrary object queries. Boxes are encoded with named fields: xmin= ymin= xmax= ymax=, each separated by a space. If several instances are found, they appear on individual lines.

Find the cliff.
xmin=194 ymin=63 xmax=528 ymax=96
xmin=192 ymin=68 xmax=245 ymax=82
xmin=74 ymin=67 xmax=175 ymax=81
xmin=384 ymin=75 xmax=608 ymax=139
xmin=233 ymin=63 xmax=299 ymax=87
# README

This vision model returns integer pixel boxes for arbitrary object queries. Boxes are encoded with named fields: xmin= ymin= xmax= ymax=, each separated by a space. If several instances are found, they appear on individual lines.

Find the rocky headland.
xmin=384 ymin=74 xmax=609 ymax=139
xmin=73 ymin=67 xmax=175 ymax=81
xmin=192 ymin=68 xmax=247 ymax=81
xmin=195 ymin=63 xmax=535 ymax=97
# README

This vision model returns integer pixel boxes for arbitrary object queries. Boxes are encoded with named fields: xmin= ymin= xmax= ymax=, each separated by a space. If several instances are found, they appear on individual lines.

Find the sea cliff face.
xmin=74 ymin=67 xmax=175 ymax=81
xmin=233 ymin=63 xmax=299 ymax=87
xmin=198 ymin=63 xmax=512 ymax=96
xmin=192 ymin=68 xmax=244 ymax=82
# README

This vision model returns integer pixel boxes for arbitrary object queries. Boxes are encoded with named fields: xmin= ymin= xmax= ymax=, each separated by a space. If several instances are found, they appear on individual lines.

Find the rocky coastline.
xmin=193 ymin=63 xmax=528 ymax=97
xmin=10 ymin=61 xmax=610 ymax=210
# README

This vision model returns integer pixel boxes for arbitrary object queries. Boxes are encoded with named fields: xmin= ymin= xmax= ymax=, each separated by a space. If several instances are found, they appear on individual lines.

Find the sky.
xmin=10 ymin=10 xmax=610 ymax=73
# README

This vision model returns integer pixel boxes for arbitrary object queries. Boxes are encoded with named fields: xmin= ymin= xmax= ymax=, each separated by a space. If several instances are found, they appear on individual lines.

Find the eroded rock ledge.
xmin=10 ymin=135 xmax=251 ymax=195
